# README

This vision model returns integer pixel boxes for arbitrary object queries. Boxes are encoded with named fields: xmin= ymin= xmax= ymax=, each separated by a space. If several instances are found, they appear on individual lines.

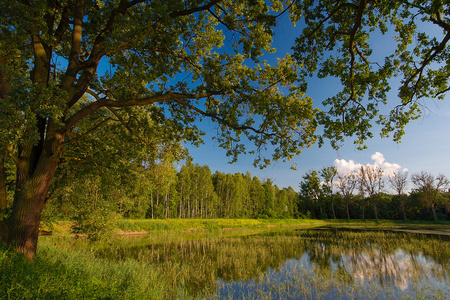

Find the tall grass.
xmin=0 ymin=240 xmax=166 ymax=300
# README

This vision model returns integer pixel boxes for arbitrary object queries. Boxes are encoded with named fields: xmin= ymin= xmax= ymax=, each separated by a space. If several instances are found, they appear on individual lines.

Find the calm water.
xmin=98 ymin=228 xmax=450 ymax=299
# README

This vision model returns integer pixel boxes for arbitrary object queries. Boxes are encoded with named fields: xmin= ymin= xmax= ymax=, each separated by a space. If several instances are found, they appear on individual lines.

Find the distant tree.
xmin=388 ymin=171 xmax=409 ymax=220
xmin=359 ymin=165 xmax=384 ymax=220
xmin=411 ymin=171 xmax=449 ymax=221
xmin=320 ymin=166 xmax=337 ymax=219
xmin=262 ymin=179 xmax=277 ymax=218
xmin=249 ymin=176 xmax=265 ymax=218
xmin=336 ymin=172 xmax=358 ymax=220
xmin=300 ymin=170 xmax=325 ymax=218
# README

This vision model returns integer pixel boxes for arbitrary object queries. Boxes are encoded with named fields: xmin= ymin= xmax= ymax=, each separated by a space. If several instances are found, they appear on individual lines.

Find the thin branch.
xmin=106 ymin=107 xmax=156 ymax=148
xmin=299 ymin=2 xmax=356 ymax=41
xmin=60 ymin=117 xmax=113 ymax=147
xmin=435 ymin=86 xmax=450 ymax=97
xmin=171 ymin=97 xmax=275 ymax=137
xmin=274 ymin=0 xmax=297 ymax=19
xmin=347 ymin=0 xmax=367 ymax=100
xmin=208 ymin=8 xmax=232 ymax=30
xmin=168 ymin=0 xmax=222 ymax=19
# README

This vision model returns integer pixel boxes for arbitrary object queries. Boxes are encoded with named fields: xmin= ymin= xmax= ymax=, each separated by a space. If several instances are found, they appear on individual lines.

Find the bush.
xmin=71 ymin=206 xmax=120 ymax=242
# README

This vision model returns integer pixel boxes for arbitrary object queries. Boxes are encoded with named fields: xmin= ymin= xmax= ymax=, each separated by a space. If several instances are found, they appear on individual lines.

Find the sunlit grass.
xmin=116 ymin=218 xmax=327 ymax=232
xmin=0 ymin=240 xmax=166 ymax=299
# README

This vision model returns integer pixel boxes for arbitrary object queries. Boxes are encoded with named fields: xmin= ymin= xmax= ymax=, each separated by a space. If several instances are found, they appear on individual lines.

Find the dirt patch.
xmin=116 ymin=230 xmax=149 ymax=236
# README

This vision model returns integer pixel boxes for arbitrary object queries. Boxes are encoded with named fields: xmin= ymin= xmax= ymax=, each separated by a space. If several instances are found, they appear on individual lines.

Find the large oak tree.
xmin=0 ymin=0 xmax=318 ymax=258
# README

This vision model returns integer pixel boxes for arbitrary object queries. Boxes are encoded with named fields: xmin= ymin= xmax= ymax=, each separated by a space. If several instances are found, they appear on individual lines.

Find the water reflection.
xmin=97 ymin=228 xmax=450 ymax=299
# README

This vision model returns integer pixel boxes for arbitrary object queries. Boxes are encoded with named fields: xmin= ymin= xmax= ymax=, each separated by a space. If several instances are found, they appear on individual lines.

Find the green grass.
xmin=43 ymin=218 xmax=450 ymax=236
xmin=0 ymin=241 xmax=166 ymax=300
xmin=115 ymin=218 xmax=327 ymax=232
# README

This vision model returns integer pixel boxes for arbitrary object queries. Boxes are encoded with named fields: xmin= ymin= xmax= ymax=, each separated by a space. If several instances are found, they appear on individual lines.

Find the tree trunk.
xmin=400 ymin=196 xmax=407 ymax=221
xmin=362 ymin=198 xmax=365 ymax=220
xmin=0 ymin=156 xmax=7 ymax=243
xmin=346 ymin=199 xmax=351 ymax=220
xmin=179 ymin=186 xmax=182 ymax=219
xmin=372 ymin=196 xmax=378 ymax=220
xmin=0 ymin=157 xmax=7 ymax=211
xmin=431 ymin=204 xmax=438 ymax=221
xmin=150 ymin=191 xmax=154 ymax=219
xmin=8 ymin=155 xmax=58 ymax=259
xmin=164 ymin=192 xmax=168 ymax=219
xmin=331 ymin=197 xmax=336 ymax=219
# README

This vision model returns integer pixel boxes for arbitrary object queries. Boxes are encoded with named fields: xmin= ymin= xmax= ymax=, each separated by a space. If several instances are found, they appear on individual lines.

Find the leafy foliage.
xmin=291 ymin=0 xmax=450 ymax=148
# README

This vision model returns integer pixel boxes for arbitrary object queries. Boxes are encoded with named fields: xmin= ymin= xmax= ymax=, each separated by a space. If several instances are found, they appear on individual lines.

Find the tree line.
xmin=39 ymin=159 xmax=298 ymax=224
xmin=298 ymin=166 xmax=450 ymax=221
xmin=38 ymin=159 xmax=449 ymax=224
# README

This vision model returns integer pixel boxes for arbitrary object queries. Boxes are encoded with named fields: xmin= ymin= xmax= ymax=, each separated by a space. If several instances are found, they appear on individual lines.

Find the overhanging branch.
xmin=64 ymin=91 xmax=225 ymax=131
xmin=171 ymin=98 xmax=275 ymax=137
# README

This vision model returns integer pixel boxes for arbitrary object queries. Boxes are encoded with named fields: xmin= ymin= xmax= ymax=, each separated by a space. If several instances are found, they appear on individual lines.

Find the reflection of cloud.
xmin=338 ymin=249 xmax=436 ymax=291
xmin=334 ymin=152 xmax=406 ymax=177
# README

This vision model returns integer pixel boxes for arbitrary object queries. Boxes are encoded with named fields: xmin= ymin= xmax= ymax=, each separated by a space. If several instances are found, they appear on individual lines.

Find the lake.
xmin=97 ymin=227 xmax=450 ymax=299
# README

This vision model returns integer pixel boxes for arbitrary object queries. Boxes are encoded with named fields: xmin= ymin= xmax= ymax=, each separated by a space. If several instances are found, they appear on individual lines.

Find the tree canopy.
xmin=0 ymin=0 xmax=318 ymax=257
xmin=291 ymin=0 xmax=450 ymax=148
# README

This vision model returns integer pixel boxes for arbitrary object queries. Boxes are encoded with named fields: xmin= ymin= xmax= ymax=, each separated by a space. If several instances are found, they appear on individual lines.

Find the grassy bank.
xmin=47 ymin=218 xmax=450 ymax=235
xmin=116 ymin=218 xmax=327 ymax=232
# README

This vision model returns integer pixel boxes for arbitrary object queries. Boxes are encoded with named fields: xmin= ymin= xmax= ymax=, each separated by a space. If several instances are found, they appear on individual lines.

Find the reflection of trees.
xmin=97 ymin=233 xmax=309 ymax=298
xmin=339 ymin=249 xmax=418 ymax=290
xmin=97 ymin=229 xmax=449 ymax=298
xmin=300 ymin=229 xmax=449 ymax=292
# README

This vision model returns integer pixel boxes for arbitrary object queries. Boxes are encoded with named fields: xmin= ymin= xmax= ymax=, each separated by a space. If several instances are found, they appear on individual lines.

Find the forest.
xmin=4 ymin=155 xmax=447 ymax=231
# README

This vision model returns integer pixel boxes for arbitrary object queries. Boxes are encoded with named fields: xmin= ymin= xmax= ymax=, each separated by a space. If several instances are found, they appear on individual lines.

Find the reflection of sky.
xmin=214 ymin=247 xmax=450 ymax=299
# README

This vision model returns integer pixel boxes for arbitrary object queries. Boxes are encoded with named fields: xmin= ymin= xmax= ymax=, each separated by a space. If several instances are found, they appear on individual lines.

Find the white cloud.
xmin=334 ymin=152 xmax=406 ymax=177
xmin=371 ymin=152 xmax=385 ymax=165
xmin=334 ymin=159 xmax=362 ymax=175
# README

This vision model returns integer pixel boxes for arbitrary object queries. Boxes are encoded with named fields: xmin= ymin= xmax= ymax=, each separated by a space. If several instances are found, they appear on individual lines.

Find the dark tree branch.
xmin=170 ymin=98 xmax=275 ymax=137
xmin=299 ymin=1 xmax=356 ymax=41
xmin=400 ymin=31 xmax=450 ymax=102
xmin=64 ymin=91 xmax=226 ymax=131
xmin=60 ymin=117 xmax=113 ymax=147
xmin=347 ymin=0 xmax=367 ymax=100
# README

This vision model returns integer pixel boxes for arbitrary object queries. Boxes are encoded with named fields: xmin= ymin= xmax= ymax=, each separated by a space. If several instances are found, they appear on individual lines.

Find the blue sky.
xmin=186 ymin=98 xmax=450 ymax=191
xmin=183 ymin=12 xmax=450 ymax=192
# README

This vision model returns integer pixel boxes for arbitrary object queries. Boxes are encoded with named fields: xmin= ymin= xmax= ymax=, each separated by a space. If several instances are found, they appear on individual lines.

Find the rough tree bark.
xmin=0 ymin=156 xmax=7 ymax=243
xmin=7 ymin=128 xmax=63 ymax=258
